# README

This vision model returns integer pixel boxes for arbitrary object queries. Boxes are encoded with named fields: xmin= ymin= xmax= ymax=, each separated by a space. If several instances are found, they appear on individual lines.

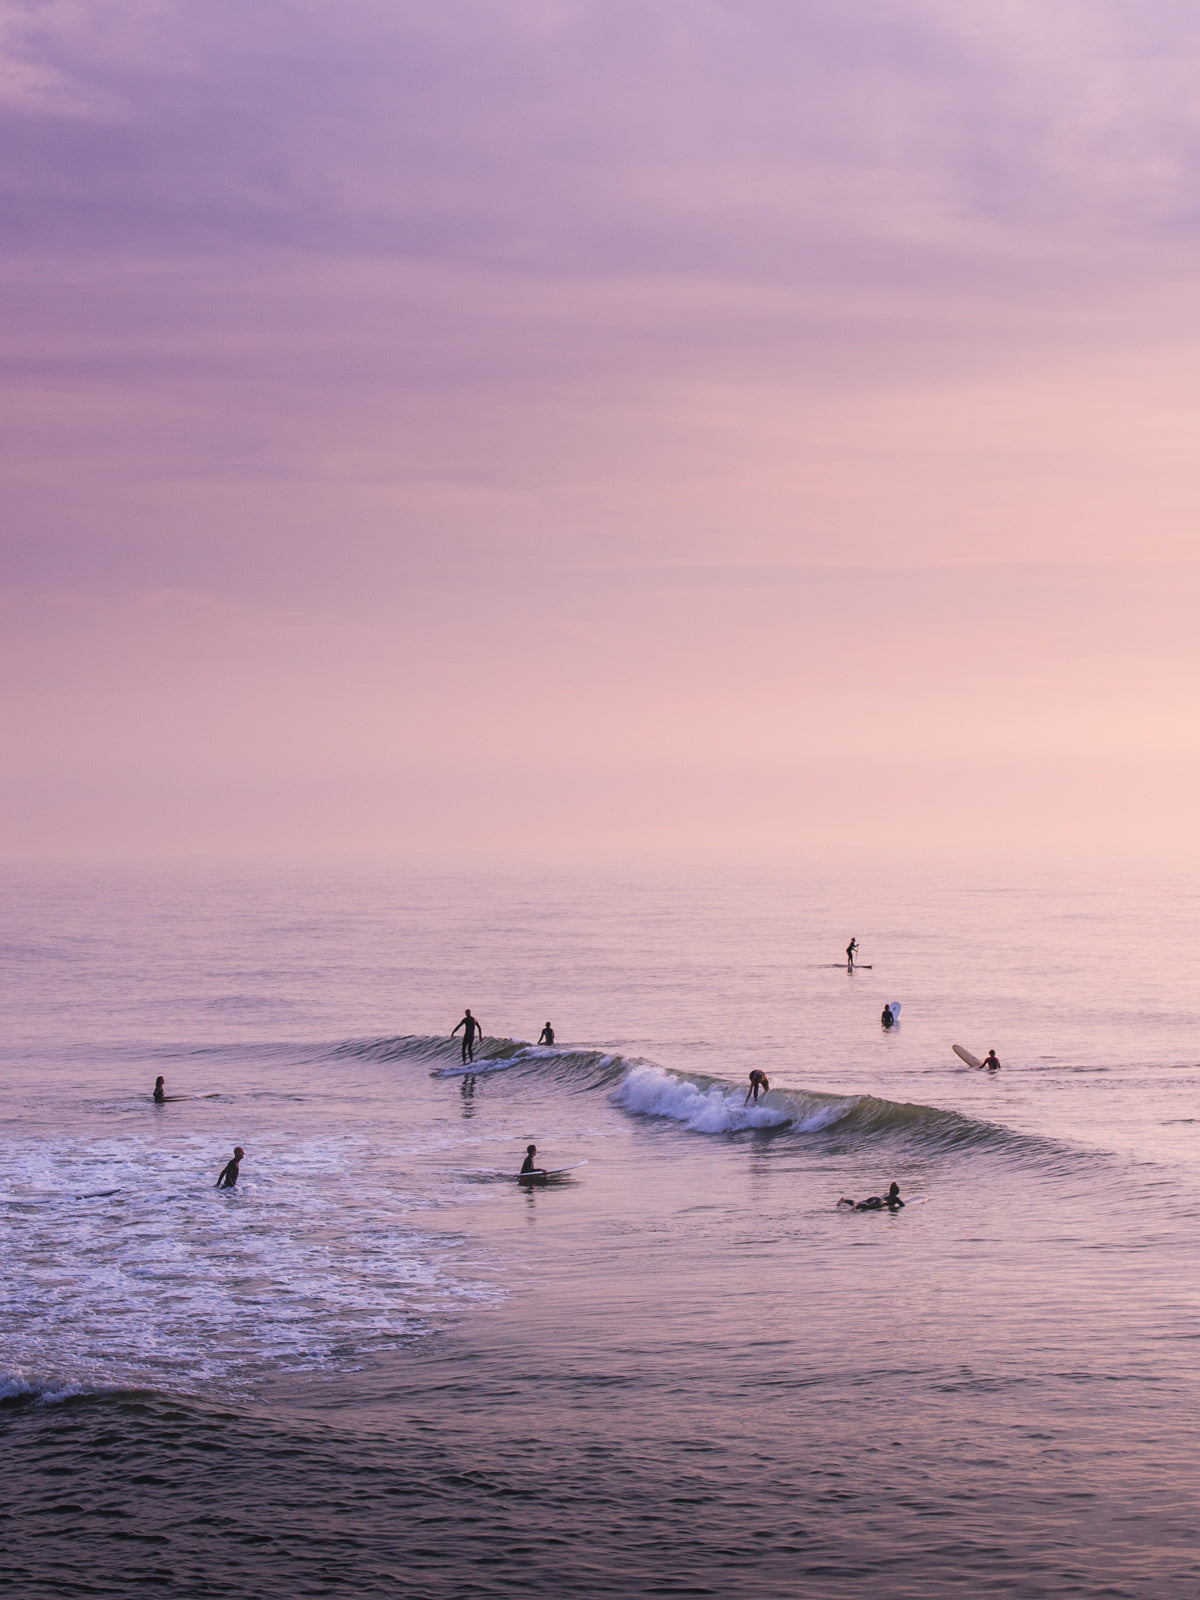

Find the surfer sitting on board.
xmin=744 ymin=1069 xmax=770 ymax=1105
xmin=838 ymin=1182 xmax=904 ymax=1212
xmin=982 ymin=1050 xmax=1001 ymax=1071
xmin=538 ymin=1022 xmax=555 ymax=1046
xmin=519 ymin=1144 xmax=547 ymax=1181
xmin=452 ymin=1009 xmax=483 ymax=1064
xmin=216 ymin=1147 xmax=244 ymax=1189
xmin=154 ymin=1075 xmax=166 ymax=1103
xmin=846 ymin=937 xmax=858 ymax=970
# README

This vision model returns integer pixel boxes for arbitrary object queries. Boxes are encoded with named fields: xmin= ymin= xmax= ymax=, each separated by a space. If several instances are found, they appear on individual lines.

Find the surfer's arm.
xmin=450 ymin=1020 xmax=464 ymax=1036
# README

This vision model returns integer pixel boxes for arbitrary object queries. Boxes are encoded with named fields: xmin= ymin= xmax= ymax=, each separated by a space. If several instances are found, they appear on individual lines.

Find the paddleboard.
xmin=517 ymin=1162 xmax=587 ymax=1181
xmin=158 ymin=1094 xmax=221 ymax=1101
xmin=952 ymin=1044 xmax=983 ymax=1070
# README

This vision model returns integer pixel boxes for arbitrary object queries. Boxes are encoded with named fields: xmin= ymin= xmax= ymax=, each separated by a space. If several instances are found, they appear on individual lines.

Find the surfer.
xmin=982 ymin=1049 xmax=1001 ymax=1071
xmin=846 ymin=937 xmax=858 ymax=970
xmin=881 ymin=1005 xmax=895 ymax=1029
xmin=153 ymin=1075 xmax=166 ymax=1103
xmin=215 ymin=1147 xmax=244 ymax=1189
xmin=538 ymin=1022 xmax=555 ymax=1046
xmin=838 ymin=1182 xmax=904 ymax=1212
xmin=744 ymin=1069 xmax=770 ymax=1105
xmin=519 ymin=1143 xmax=546 ymax=1181
xmin=452 ymin=1009 xmax=483 ymax=1064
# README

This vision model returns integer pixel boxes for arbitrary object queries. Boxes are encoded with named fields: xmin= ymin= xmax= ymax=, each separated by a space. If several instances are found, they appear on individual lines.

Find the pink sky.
xmin=3 ymin=1 xmax=1199 ymax=863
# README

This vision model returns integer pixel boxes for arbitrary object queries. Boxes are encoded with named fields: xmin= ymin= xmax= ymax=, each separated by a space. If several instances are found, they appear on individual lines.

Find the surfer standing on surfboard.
xmin=451 ymin=1009 xmax=483 ymax=1064
xmin=745 ymin=1069 xmax=770 ymax=1105
xmin=846 ymin=937 xmax=858 ymax=970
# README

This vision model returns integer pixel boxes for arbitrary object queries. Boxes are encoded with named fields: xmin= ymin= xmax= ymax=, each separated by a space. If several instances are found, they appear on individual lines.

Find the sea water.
xmin=3 ymin=859 xmax=1200 ymax=1598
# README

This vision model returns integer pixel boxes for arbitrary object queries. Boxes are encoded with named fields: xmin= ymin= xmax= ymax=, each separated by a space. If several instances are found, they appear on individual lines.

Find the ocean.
xmin=3 ymin=858 xmax=1200 ymax=1598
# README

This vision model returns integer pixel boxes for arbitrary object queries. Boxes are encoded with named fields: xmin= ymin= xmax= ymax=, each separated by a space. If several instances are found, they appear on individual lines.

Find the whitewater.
xmin=3 ymin=858 xmax=1200 ymax=1598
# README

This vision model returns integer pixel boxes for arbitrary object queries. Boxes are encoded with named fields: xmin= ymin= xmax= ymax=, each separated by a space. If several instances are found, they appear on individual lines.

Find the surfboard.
xmin=158 ymin=1093 xmax=221 ymax=1101
xmin=517 ymin=1162 xmax=587 ymax=1181
xmin=888 ymin=1002 xmax=901 ymax=1018
xmin=952 ymin=1044 xmax=983 ymax=1070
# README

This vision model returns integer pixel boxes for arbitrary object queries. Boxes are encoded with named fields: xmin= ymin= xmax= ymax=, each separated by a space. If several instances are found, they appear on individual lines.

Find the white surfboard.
xmin=517 ymin=1162 xmax=587 ymax=1180
xmin=887 ymin=1002 xmax=901 ymax=1018
xmin=952 ymin=1044 xmax=983 ymax=1069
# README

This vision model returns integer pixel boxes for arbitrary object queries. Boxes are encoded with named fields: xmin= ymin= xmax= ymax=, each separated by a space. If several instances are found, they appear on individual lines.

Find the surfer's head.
xmin=526 ymin=1144 xmax=537 ymax=1155
xmin=233 ymin=1147 xmax=244 ymax=1160
xmin=887 ymin=1182 xmax=900 ymax=1199
xmin=155 ymin=1076 xmax=164 ymax=1089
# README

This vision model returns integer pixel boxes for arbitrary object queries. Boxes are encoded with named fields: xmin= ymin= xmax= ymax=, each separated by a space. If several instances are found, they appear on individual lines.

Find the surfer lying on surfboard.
xmin=838 ymin=1182 xmax=904 ymax=1212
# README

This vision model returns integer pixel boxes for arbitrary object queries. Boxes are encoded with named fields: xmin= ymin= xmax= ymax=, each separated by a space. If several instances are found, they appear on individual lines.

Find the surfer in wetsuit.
xmin=519 ymin=1143 xmax=546 ymax=1181
xmin=153 ymin=1075 xmax=166 ymax=1103
xmin=745 ymin=1069 xmax=770 ymax=1105
xmin=452 ymin=1009 xmax=483 ymax=1064
xmin=982 ymin=1049 xmax=1001 ymax=1071
xmin=881 ymin=1005 xmax=894 ymax=1029
xmin=216 ymin=1147 xmax=244 ymax=1189
xmin=538 ymin=1022 xmax=555 ymax=1046
xmin=838 ymin=1181 xmax=904 ymax=1212
xmin=846 ymin=937 xmax=858 ymax=970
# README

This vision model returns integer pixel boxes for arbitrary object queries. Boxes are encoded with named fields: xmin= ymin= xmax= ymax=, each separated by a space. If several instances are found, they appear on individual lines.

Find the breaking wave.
xmin=326 ymin=1034 xmax=1066 ymax=1165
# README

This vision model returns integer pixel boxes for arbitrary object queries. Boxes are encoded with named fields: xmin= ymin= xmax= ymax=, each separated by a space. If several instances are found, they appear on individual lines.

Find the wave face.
xmin=329 ymin=1035 xmax=1068 ymax=1167
xmin=610 ymin=1062 xmax=1048 ymax=1158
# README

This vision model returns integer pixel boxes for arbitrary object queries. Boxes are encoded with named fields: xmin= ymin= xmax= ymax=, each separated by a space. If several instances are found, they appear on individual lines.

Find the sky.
xmin=3 ymin=0 xmax=1200 ymax=864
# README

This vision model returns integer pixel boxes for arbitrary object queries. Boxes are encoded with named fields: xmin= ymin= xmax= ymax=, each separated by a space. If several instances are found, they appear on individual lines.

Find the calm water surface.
xmin=3 ymin=860 xmax=1200 ymax=1597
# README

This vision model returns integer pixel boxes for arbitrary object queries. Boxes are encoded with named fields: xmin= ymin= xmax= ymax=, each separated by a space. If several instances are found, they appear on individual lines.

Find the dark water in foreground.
xmin=4 ymin=861 xmax=1200 ymax=1596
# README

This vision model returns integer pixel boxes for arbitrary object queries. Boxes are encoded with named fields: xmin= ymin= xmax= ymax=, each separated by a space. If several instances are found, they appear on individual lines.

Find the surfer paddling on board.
xmin=452 ymin=1009 xmax=483 ymax=1064
xmin=538 ymin=1022 xmax=555 ymax=1046
xmin=216 ymin=1147 xmax=244 ymax=1189
xmin=838 ymin=1182 xmax=904 ymax=1212
xmin=153 ymin=1076 xmax=166 ymax=1103
xmin=982 ymin=1050 xmax=1001 ymax=1072
xmin=745 ymin=1069 xmax=770 ymax=1105
xmin=846 ymin=937 xmax=858 ymax=971
xmin=519 ymin=1144 xmax=547 ymax=1181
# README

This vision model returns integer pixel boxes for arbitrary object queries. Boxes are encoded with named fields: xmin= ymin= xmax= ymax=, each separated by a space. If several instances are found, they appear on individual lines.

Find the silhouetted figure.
xmin=745 ymin=1069 xmax=770 ymax=1105
xmin=519 ymin=1143 xmax=546 ymax=1181
xmin=881 ymin=1005 xmax=895 ymax=1029
xmin=452 ymin=1009 xmax=482 ymax=1064
xmin=839 ymin=1181 xmax=904 ymax=1212
xmin=216 ymin=1147 xmax=244 ymax=1189
xmin=153 ymin=1076 xmax=166 ymax=1103
xmin=538 ymin=1022 xmax=555 ymax=1046
xmin=846 ymin=937 xmax=858 ymax=970
xmin=982 ymin=1049 xmax=1001 ymax=1071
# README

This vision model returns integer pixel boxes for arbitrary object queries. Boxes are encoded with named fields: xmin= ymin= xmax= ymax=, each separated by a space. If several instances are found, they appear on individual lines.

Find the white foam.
xmin=613 ymin=1064 xmax=795 ymax=1134
xmin=0 ymin=1133 xmax=500 ymax=1397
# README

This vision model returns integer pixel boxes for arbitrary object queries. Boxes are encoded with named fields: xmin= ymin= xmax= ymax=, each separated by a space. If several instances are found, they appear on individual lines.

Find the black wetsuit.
xmin=538 ymin=1025 xmax=555 ymax=1046
xmin=216 ymin=1158 xmax=241 ymax=1189
xmin=153 ymin=1084 xmax=165 ymax=1103
xmin=452 ymin=1013 xmax=482 ymax=1063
